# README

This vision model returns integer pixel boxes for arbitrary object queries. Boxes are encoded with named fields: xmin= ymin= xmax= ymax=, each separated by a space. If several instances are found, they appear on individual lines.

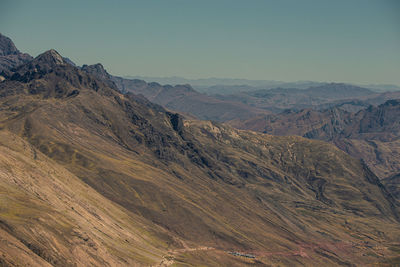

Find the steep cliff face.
xmin=0 ymin=49 xmax=399 ymax=266
xmin=343 ymin=99 xmax=400 ymax=141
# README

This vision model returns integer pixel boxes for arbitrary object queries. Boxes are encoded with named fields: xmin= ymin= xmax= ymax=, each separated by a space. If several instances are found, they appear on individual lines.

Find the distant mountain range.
xmin=213 ymin=84 xmax=400 ymax=113
xmin=125 ymin=75 xmax=400 ymax=94
xmin=104 ymin=71 xmax=400 ymax=120
xmin=120 ymin=75 xmax=400 ymax=117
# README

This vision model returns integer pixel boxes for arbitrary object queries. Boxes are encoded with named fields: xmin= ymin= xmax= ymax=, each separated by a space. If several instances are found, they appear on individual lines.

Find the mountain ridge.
xmin=125 ymin=75 xmax=400 ymax=94
xmin=80 ymin=63 xmax=272 ymax=121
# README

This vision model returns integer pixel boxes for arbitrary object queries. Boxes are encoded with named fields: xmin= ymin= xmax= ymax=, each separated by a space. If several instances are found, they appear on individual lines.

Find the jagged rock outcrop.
xmin=81 ymin=63 xmax=118 ymax=90
xmin=0 ymin=33 xmax=22 ymax=56
xmin=1 ymin=49 xmax=118 ymax=99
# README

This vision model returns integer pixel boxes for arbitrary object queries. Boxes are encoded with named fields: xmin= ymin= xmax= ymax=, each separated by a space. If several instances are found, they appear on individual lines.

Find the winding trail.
xmin=157 ymin=241 xmax=357 ymax=266
xmin=158 ymin=246 xmax=216 ymax=266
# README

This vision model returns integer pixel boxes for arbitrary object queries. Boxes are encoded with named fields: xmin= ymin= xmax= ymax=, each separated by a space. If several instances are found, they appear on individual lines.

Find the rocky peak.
xmin=1 ymin=48 xmax=119 ymax=99
xmin=3 ymin=49 xmax=67 ymax=82
xmin=0 ymin=33 xmax=33 ymax=74
xmin=81 ymin=63 xmax=118 ymax=90
xmin=33 ymin=49 xmax=65 ymax=66
xmin=81 ymin=63 xmax=110 ymax=80
xmin=0 ymin=33 xmax=20 ymax=56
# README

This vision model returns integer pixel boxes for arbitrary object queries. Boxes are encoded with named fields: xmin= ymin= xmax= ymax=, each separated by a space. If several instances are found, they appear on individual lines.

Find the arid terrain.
xmin=0 ymin=32 xmax=399 ymax=266
xmin=228 ymin=100 xmax=400 ymax=198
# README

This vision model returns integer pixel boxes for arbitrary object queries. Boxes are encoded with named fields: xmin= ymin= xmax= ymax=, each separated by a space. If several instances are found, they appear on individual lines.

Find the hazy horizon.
xmin=1 ymin=0 xmax=399 ymax=85
xmin=124 ymin=75 xmax=400 ymax=87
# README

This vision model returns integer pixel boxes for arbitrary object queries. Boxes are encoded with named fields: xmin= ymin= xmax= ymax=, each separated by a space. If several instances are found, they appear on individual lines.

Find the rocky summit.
xmin=0 ymin=33 xmax=32 ymax=74
xmin=0 ymin=34 xmax=20 ymax=56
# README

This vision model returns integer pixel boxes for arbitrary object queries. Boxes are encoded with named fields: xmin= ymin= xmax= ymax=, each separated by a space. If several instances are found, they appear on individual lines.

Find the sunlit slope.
xmin=0 ymin=130 xmax=184 ymax=266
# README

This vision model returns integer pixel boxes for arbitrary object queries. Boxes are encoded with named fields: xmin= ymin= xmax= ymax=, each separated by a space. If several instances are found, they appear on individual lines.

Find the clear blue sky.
xmin=1 ymin=0 xmax=399 ymax=84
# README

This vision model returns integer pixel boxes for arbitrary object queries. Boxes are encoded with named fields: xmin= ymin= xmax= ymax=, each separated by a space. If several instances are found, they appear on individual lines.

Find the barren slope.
xmin=230 ymin=101 xmax=400 ymax=179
